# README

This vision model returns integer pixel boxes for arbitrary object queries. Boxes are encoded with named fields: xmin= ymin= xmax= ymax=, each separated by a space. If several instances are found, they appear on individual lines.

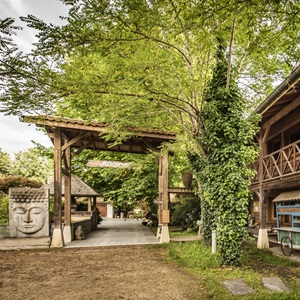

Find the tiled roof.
xmin=43 ymin=175 xmax=100 ymax=197
xmin=21 ymin=115 xmax=177 ymax=137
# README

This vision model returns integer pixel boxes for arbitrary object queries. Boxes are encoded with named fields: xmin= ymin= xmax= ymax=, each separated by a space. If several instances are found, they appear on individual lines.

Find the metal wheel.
xmin=281 ymin=236 xmax=293 ymax=256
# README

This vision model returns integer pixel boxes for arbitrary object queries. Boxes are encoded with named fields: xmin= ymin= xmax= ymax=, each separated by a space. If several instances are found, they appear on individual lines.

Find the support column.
xmin=257 ymin=131 xmax=269 ymax=249
xmin=88 ymin=197 xmax=92 ymax=212
xmin=93 ymin=197 xmax=97 ymax=211
xmin=51 ymin=128 xmax=65 ymax=248
xmin=160 ymin=153 xmax=170 ymax=243
xmin=63 ymin=146 xmax=72 ymax=244
xmin=157 ymin=156 xmax=163 ymax=238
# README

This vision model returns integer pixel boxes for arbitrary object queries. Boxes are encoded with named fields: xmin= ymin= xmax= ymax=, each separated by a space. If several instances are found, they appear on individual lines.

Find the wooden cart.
xmin=273 ymin=199 xmax=300 ymax=256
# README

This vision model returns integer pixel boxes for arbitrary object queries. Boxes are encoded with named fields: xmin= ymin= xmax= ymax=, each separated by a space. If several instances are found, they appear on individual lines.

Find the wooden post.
xmin=257 ymin=131 xmax=269 ymax=249
xmin=63 ymin=146 xmax=72 ymax=244
xmin=157 ymin=156 xmax=163 ymax=238
xmin=160 ymin=153 xmax=170 ymax=243
xmin=93 ymin=197 xmax=97 ymax=211
xmin=88 ymin=197 xmax=92 ymax=212
xmin=51 ymin=128 xmax=65 ymax=247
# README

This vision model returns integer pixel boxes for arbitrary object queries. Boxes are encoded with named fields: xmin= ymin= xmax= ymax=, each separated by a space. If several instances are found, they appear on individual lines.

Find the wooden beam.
xmin=71 ymin=141 xmax=93 ymax=159
xmin=262 ymin=96 xmax=300 ymax=130
xmin=141 ymin=139 xmax=157 ymax=152
xmin=61 ymin=168 xmax=70 ymax=176
xmin=61 ymin=132 xmax=88 ymax=151
xmin=168 ymin=187 xmax=194 ymax=194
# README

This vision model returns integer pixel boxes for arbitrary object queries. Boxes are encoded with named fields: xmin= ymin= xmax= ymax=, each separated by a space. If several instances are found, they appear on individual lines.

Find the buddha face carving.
xmin=12 ymin=202 xmax=46 ymax=234
xmin=9 ymin=188 xmax=50 ymax=238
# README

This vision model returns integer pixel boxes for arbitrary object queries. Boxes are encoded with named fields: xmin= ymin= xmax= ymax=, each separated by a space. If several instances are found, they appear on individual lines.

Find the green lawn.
xmin=152 ymin=241 xmax=300 ymax=299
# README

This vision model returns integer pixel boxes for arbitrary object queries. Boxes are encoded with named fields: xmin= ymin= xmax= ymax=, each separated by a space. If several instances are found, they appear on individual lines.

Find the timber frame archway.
xmin=21 ymin=115 xmax=177 ymax=247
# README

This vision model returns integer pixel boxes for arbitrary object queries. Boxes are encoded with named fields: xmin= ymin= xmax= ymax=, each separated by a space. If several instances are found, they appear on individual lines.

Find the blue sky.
xmin=0 ymin=0 xmax=69 ymax=158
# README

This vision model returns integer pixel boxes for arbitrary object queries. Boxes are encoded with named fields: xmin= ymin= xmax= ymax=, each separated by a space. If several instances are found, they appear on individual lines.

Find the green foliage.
xmin=77 ymin=199 xmax=88 ymax=211
xmin=2 ymin=0 xmax=300 ymax=129
xmin=70 ymin=149 xmax=160 ymax=209
xmin=170 ymin=195 xmax=200 ymax=230
xmin=0 ymin=175 xmax=43 ymax=193
xmin=0 ymin=192 xmax=9 ymax=224
xmin=9 ymin=147 xmax=53 ymax=184
xmin=198 ymin=45 xmax=259 ymax=266
xmin=0 ymin=148 xmax=10 ymax=174
xmin=0 ymin=17 xmax=21 ymax=55
xmin=202 ymin=199 xmax=216 ymax=246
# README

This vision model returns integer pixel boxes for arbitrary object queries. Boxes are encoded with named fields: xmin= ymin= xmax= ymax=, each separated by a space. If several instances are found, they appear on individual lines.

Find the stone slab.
xmin=222 ymin=279 xmax=254 ymax=295
xmin=0 ymin=237 xmax=50 ymax=250
xmin=262 ymin=277 xmax=290 ymax=293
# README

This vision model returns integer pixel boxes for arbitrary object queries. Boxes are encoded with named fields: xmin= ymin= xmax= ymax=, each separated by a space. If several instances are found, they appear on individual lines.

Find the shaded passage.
xmin=65 ymin=217 xmax=160 ymax=248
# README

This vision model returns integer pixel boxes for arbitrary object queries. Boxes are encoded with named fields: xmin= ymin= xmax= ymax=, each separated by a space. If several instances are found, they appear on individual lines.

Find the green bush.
xmin=170 ymin=195 xmax=200 ymax=230
xmin=0 ymin=192 xmax=9 ymax=224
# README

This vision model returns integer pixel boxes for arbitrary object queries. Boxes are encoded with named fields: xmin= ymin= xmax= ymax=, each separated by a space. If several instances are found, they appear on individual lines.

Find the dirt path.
xmin=0 ymin=245 xmax=204 ymax=300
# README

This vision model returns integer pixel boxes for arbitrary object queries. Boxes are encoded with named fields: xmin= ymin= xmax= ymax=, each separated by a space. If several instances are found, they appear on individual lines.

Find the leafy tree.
xmin=71 ymin=149 xmax=160 ymax=207
xmin=0 ymin=148 xmax=10 ymax=174
xmin=10 ymin=147 xmax=53 ymax=184
xmin=0 ymin=17 xmax=21 ymax=55
xmin=2 ymin=1 xmax=300 ymax=122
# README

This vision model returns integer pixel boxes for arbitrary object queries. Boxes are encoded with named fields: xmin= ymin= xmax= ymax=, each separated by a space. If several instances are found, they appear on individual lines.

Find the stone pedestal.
xmin=63 ymin=225 xmax=72 ymax=244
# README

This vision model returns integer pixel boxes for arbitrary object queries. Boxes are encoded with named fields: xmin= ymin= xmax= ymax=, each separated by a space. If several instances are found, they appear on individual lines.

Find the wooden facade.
xmin=21 ymin=116 xmax=177 ymax=247
xmin=251 ymin=65 xmax=300 ymax=248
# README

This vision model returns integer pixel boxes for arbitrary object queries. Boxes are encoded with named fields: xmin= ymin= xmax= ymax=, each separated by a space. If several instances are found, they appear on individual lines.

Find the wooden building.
xmin=44 ymin=175 xmax=100 ymax=207
xmin=251 ymin=65 xmax=300 ymax=248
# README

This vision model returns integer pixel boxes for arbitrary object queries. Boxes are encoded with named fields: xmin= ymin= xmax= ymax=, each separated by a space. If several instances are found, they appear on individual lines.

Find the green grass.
xmin=152 ymin=241 xmax=300 ymax=299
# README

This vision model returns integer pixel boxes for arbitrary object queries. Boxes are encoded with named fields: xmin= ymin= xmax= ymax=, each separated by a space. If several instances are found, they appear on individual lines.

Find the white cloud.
xmin=0 ymin=115 xmax=52 ymax=158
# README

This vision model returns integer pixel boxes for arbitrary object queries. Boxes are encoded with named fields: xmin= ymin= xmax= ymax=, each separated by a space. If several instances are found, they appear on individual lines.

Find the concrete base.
xmin=257 ymin=228 xmax=269 ymax=249
xmin=63 ymin=225 xmax=72 ymax=244
xmin=160 ymin=224 xmax=170 ymax=243
xmin=156 ymin=226 xmax=161 ymax=238
xmin=0 ymin=237 xmax=50 ymax=250
xmin=51 ymin=228 xmax=65 ymax=248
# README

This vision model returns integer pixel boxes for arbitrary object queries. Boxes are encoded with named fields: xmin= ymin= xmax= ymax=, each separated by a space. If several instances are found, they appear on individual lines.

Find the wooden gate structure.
xmin=21 ymin=115 xmax=177 ymax=247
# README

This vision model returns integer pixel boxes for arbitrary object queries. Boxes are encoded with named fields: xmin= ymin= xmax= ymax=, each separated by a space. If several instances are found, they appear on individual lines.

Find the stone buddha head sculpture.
xmin=9 ymin=188 xmax=50 ymax=238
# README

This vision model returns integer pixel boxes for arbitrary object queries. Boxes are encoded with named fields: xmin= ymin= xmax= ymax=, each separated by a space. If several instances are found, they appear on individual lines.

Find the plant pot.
xmin=182 ymin=170 xmax=192 ymax=188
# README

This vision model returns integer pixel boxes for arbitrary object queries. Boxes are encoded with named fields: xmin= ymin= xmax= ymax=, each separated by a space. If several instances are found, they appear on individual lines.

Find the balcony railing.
xmin=253 ymin=139 xmax=300 ymax=183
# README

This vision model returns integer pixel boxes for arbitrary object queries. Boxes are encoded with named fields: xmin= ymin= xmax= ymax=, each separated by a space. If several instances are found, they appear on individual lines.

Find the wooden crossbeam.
xmin=262 ymin=96 xmax=300 ymax=130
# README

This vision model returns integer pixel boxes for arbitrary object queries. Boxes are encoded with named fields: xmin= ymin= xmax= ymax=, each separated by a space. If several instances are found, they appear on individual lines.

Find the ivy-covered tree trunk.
xmin=200 ymin=45 xmax=259 ymax=266
xmin=202 ymin=199 xmax=216 ymax=246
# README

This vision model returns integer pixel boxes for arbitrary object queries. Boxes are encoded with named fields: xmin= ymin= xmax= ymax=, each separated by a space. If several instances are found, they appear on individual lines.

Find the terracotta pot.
xmin=182 ymin=170 xmax=192 ymax=188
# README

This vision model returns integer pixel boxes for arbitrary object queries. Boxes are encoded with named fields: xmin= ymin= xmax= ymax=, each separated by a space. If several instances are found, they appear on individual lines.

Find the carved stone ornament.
xmin=9 ymin=187 xmax=50 ymax=238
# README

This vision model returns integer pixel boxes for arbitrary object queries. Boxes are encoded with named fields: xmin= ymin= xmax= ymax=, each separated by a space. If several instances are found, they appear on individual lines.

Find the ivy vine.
xmin=194 ymin=44 xmax=259 ymax=266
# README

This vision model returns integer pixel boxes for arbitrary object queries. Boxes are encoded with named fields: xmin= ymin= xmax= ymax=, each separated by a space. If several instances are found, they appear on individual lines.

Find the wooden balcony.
xmin=252 ymin=139 xmax=300 ymax=189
